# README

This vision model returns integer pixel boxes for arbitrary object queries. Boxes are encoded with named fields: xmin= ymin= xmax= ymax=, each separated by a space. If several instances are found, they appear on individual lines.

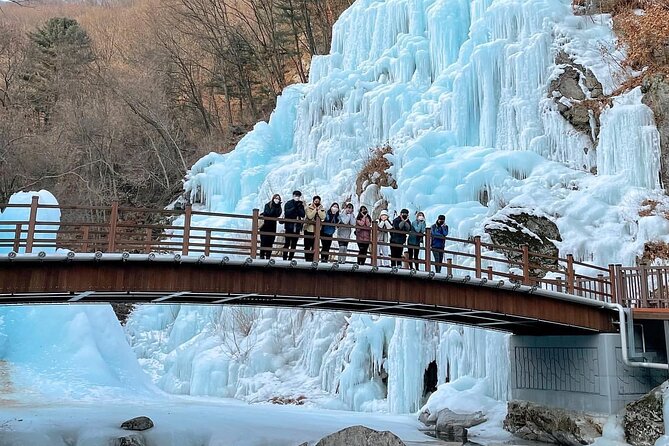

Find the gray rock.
xmin=624 ymin=381 xmax=667 ymax=446
xmin=642 ymin=74 xmax=669 ymax=192
xmin=504 ymin=401 xmax=602 ymax=446
xmin=436 ymin=408 xmax=486 ymax=431
xmin=120 ymin=416 xmax=154 ymax=431
xmin=485 ymin=211 xmax=562 ymax=278
xmin=115 ymin=434 xmax=147 ymax=446
xmin=551 ymin=66 xmax=586 ymax=101
xmin=315 ymin=425 xmax=406 ymax=446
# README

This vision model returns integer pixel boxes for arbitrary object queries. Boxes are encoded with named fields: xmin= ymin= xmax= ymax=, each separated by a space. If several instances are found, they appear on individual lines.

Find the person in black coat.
xmin=390 ymin=208 xmax=412 ymax=267
xmin=282 ymin=190 xmax=305 ymax=260
xmin=259 ymin=194 xmax=282 ymax=259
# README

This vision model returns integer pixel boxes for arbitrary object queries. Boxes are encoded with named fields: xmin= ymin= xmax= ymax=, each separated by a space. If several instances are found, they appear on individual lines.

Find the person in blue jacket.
xmin=320 ymin=202 xmax=341 ymax=262
xmin=282 ymin=190 xmax=306 ymax=260
xmin=407 ymin=211 xmax=426 ymax=270
xmin=431 ymin=215 xmax=449 ymax=273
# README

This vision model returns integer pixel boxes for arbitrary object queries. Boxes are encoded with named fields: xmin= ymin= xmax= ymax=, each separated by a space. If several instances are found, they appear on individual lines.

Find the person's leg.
xmin=433 ymin=250 xmax=444 ymax=273
xmin=304 ymin=231 xmax=314 ymax=261
xmin=357 ymin=243 xmax=367 ymax=265
xmin=283 ymin=231 xmax=294 ymax=260
xmin=380 ymin=245 xmax=390 ymax=266
xmin=321 ymin=239 xmax=332 ymax=262
xmin=338 ymin=242 xmax=349 ymax=263
xmin=267 ymin=236 xmax=276 ymax=259
xmin=390 ymin=246 xmax=401 ymax=267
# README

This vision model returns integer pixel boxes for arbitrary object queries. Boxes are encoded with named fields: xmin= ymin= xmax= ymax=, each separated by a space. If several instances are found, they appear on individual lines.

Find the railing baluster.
xmin=474 ymin=236 xmax=482 ymax=279
xmin=597 ymin=274 xmax=605 ymax=301
xmin=13 ymin=224 xmax=21 ymax=252
xmin=107 ymin=201 xmax=119 ymax=252
xmin=25 ymin=195 xmax=39 ymax=254
xmin=639 ymin=262 xmax=649 ymax=307
xmin=487 ymin=266 xmax=493 ymax=280
xmin=447 ymin=258 xmax=453 ymax=276
xmin=205 ymin=229 xmax=211 ymax=257
xmin=566 ymin=254 xmax=575 ymax=294
xmin=314 ymin=215 xmax=321 ymax=262
xmin=521 ymin=244 xmax=530 ymax=285
xmin=182 ymin=204 xmax=193 ymax=256
xmin=425 ymin=228 xmax=432 ymax=272
xmin=371 ymin=224 xmax=378 ymax=267
xmin=144 ymin=228 xmax=152 ymax=253
xmin=82 ymin=226 xmax=90 ymax=252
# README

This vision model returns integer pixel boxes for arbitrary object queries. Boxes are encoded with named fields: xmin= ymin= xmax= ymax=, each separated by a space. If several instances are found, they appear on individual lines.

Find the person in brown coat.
xmin=304 ymin=195 xmax=325 ymax=261
xmin=355 ymin=205 xmax=372 ymax=265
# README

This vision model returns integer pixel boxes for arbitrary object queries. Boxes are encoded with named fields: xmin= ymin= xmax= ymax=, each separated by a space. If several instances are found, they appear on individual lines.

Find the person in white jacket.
xmin=337 ymin=203 xmax=356 ymax=263
xmin=377 ymin=210 xmax=393 ymax=266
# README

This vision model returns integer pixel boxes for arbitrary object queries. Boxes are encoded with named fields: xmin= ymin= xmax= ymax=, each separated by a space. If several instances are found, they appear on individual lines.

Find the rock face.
xmin=504 ymin=401 xmax=602 ymax=446
xmin=120 ymin=416 xmax=154 ymax=431
xmin=549 ymin=52 xmax=604 ymax=144
xmin=624 ymin=381 xmax=667 ymax=446
xmin=485 ymin=211 xmax=562 ymax=278
xmin=315 ymin=425 xmax=406 ymax=446
xmin=642 ymin=74 xmax=669 ymax=192
xmin=572 ymin=0 xmax=625 ymax=15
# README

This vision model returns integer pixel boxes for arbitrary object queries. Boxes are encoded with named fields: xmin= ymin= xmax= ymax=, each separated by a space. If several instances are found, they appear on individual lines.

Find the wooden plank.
xmin=632 ymin=308 xmax=669 ymax=320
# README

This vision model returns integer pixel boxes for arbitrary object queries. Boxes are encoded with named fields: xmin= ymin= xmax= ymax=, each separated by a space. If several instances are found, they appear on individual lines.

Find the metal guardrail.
xmin=0 ymin=197 xmax=663 ymax=308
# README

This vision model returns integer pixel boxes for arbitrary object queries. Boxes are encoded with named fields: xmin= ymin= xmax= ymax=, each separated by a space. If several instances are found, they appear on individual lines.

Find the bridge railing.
xmin=0 ymin=198 xmax=664 ymax=308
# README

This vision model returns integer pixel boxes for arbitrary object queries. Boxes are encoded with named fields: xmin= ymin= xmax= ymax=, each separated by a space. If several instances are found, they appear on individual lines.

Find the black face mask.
xmin=362 ymin=211 xmax=367 ymax=215
xmin=437 ymin=220 xmax=444 ymax=225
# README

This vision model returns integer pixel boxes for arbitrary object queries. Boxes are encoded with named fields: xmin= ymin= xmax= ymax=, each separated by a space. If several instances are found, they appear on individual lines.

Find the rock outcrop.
xmin=485 ymin=211 xmax=562 ymax=278
xmin=116 ymin=434 xmax=147 ymax=446
xmin=549 ymin=51 xmax=605 ymax=145
xmin=120 ymin=416 xmax=154 ymax=431
xmin=504 ymin=401 xmax=602 ymax=446
xmin=314 ymin=425 xmax=405 ymax=446
xmin=419 ymin=408 xmax=486 ymax=442
xmin=642 ymin=74 xmax=669 ymax=192
xmin=624 ymin=381 xmax=667 ymax=446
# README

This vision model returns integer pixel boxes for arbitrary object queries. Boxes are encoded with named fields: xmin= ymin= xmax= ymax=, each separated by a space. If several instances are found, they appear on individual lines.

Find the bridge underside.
xmin=0 ymin=258 xmax=616 ymax=335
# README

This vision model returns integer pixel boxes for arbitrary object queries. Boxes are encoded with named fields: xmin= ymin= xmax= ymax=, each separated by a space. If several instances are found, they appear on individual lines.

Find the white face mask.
xmin=273 ymin=198 xmax=280 ymax=204
xmin=293 ymin=196 xmax=300 ymax=201
xmin=418 ymin=216 xmax=424 ymax=221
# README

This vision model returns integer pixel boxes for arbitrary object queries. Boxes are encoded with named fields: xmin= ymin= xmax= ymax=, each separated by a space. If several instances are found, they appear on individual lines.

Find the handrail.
xmin=0 ymin=200 xmax=663 ymax=308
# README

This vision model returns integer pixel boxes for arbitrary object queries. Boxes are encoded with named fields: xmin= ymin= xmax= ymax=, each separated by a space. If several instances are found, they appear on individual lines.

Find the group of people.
xmin=258 ymin=191 xmax=450 ymax=272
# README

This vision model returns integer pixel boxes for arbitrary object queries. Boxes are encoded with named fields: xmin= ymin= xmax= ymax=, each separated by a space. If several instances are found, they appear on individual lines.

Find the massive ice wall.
xmin=131 ymin=0 xmax=667 ymax=415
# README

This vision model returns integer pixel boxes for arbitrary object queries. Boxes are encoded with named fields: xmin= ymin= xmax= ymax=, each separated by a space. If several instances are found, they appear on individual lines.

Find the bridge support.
xmin=509 ymin=333 xmax=668 ymax=414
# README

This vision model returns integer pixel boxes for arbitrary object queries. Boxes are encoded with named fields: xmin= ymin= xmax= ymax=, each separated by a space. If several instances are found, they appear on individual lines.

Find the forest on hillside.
xmin=0 ymin=0 xmax=353 ymax=207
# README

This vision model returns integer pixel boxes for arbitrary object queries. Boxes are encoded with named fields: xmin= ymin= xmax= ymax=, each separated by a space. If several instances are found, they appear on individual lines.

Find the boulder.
xmin=642 ymin=74 xmax=669 ymax=192
xmin=504 ymin=401 xmax=602 ymax=446
xmin=624 ymin=381 xmax=667 ymax=446
xmin=116 ymin=434 xmax=147 ymax=446
xmin=315 ymin=425 xmax=405 ymax=446
xmin=120 ymin=416 xmax=154 ymax=431
xmin=435 ymin=409 xmax=486 ymax=442
xmin=484 ymin=211 xmax=562 ymax=278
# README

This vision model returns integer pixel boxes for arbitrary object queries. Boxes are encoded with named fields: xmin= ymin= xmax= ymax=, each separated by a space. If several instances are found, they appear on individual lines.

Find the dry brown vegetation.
xmin=355 ymin=144 xmax=397 ymax=196
xmin=613 ymin=2 xmax=669 ymax=72
xmin=0 ymin=0 xmax=353 ymax=207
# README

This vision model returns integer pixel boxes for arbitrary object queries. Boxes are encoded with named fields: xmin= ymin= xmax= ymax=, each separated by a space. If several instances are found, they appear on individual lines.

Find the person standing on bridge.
xmin=355 ymin=206 xmax=372 ymax=265
xmin=320 ymin=202 xmax=341 ymax=262
xmin=282 ymin=191 xmax=306 ymax=261
xmin=304 ymin=195 xmax=325 ymax=262
xmin=338 ymin=203 xmax=356 ymax=263
xmin=377 ymin=210 xmax=393 ymax=266
xmin=390 ymin=209 xmax=412 ymax=267
xmin=407 ymin=211 xmax=426 ymax=270
xmin=259 ymin=194 xmax=282 ymax=259
xmin=431 ymin=215 xmax=449 ymax=273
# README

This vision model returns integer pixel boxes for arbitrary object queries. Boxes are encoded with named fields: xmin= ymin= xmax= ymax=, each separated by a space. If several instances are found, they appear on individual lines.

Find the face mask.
xmin=273 ymin=198 xmax=280 ymax=204
xmin=418 ymin=216 xmax=424 ymax=221
xmin=332 ymin=206 xmax=339 ymax=212
xmin=362 ymin=210 xmax=367 ymax=215
xmin=437 ymin=220 xmax=444 ymax=225
xmin=293 ymin=196 xmax=300 ymax=200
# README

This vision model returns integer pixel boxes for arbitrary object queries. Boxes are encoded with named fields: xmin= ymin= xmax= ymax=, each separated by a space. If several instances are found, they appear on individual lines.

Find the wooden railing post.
xmin=82 ymin=226 xmax=90 ymax=252
xmin=556 ymin=277 xmax=563 ymax=293
xmin=250 ymin=208 xmax=259 ymax=259
xmin=566 ymin=254 xmax=575 ymax=294
xmin=639 ymin=262 xmax=649 ymax=307
xmin=446 ymin=258 xmax=453 ymax=276
xmin=425 ymin=228 xmax=432 ymax=272
xmin=371 ymin=223 xmax=378 ymax=266
xmin=314 ymin=215 xmax=321 ymax=262
xmin=13 ymin=224 xmax=21 ymax=252
xmin=144 ymin=228 xmax=152 ymax=253
xmin=474 ymin=236 xmax=482 ymax=279
xmin=487 ymin=266 xmax=494 ymax=280
xmin=25 ymin=195 xmax=39 ymax=254
xmin=182 ymin=204 xmax=193 ymax=256
xmin=608 ymin=264 xmax=617 ymax=304
xmin=521 ymin=244 xmax=531 ymax=285
xmin=597 ymin=274 xmax=605 ymax=301
xmin=204 ymin=229 xmax=212 ymax=257
xmin=107 ymin=200 xmax=119 ymax=252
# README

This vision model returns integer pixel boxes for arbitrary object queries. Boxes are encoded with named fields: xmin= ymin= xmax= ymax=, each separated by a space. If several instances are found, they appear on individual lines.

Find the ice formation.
xmin=139 ymin=0 xmax=667 ymax=417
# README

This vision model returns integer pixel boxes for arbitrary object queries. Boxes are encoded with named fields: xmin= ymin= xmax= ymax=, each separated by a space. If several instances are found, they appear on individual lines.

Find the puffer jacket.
xmin=407 ymin=219 xmax=426 ymax=246
xmin=304 ymin=203 xmax=326 ymax=233
xmin=390 ymin=216 xmax=411 ymax=245
xmin=431 ymin=223 xmax=449 ymax=250
xmin=338 ymin=211 xmax=356 ymax=239
xmin=321 ymin=210 xmax=341 ymax=237
xmin=355 ymin=215 xmax=372 ymax=242
xmin=377 ymin=219 xmax=393 ymax=243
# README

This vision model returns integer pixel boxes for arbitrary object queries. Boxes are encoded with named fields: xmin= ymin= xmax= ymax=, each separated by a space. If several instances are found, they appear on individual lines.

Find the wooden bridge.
xmin=1 ymin=197 xmax=667 ymax=335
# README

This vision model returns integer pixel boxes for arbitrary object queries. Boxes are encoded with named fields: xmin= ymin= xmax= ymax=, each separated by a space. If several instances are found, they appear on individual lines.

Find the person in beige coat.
xmin=304 ymin=195 xmax=326 ymax=261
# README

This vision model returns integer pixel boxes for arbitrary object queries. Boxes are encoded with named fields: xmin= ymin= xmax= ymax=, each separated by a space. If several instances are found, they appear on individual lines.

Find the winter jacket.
xmin=283 ymin=199 xmax=305 ymax=232
xmin=259 ymin=201 xmax=282 ymax=233
xmin=407 ymin=219 xmax=426 ymax=246
xmin=355 ymin=215 xmax=372 ymax=243
xmin=377 ymin=219 xmax=393 ymax=243
xmin=321 ymin=210 xmax=341 ymax=237
xmin=430 ymin=223 xmax=449 ymax=250
xmin=304 ymin=203 xmax=326 ymax=233
xmin=338 ymin=211 xmax=356 ymax=239
xmin=390 ymin=216 xmax=411 ymax=245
